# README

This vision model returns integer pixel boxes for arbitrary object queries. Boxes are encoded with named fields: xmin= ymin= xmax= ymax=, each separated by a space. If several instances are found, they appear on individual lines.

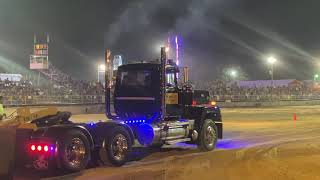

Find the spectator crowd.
xmin=0 ymin=78 xmax=104 ymax=97
xmin=0 ymin=63 xmax=107 ymax=105
xmin=2 ymin=61 xmax=320 ymax=105
xmin=195 ymin=80 xmax=320 ymax=102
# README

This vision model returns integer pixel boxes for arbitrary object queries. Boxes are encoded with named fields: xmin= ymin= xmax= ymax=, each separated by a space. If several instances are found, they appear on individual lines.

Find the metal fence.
xmin=3 ymin=95 xmax=105 ymax=106
xmin=212 ymin=94 xmax=320 ymax=102
xmin=3 ymin=94 xmax=320 ymax=106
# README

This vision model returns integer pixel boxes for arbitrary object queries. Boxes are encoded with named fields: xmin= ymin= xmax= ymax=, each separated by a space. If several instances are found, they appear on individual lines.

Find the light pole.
xmin=267 ymin=56 xmax=277 ymax=87
xmin=98 ymin=64 xmax=105 ymax=82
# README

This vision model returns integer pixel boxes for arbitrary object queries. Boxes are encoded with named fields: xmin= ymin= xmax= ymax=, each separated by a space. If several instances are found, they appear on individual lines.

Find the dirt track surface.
xmin=16 ymin=106 xmax=320 ymax=180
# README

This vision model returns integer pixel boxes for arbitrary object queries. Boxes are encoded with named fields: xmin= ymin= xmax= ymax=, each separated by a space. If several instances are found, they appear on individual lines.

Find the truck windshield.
xmin=120 ymin=70 xmax=151 ymax=87
xmin=117 ymin=70 xmax=153 ymax=96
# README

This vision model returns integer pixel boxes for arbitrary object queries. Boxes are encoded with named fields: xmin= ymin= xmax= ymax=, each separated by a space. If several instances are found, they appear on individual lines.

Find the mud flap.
xmin=215 ymin=122 xmax=223 ymax=139
xmin=0 ymin=127 xmax=16 ymax=180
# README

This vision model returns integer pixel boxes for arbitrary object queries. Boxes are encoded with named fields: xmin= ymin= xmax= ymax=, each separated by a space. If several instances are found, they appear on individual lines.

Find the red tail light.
xmin=29 ymin=142 xmax=54 ymax=153
xmin=37 ymin=145 xmax=42 ymax=151
xmin=192 ymin=100 xmax=197 ymax=105
xmin=44 ymin=145 xmax=49 ymax=152
xmin=31 ymin=145 xmax=36 ymax=151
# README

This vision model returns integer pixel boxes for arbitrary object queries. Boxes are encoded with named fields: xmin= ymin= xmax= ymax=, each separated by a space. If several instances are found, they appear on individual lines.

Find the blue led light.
xmin=88 ymin=122 xmax=95 ymax=126
xmin=122 ymin=113 xmax=163 ymax=125
xmin=137 ymin=123 xmax=154 ymax=145
xmin=124 ymin=119 xmax=144 ymax=124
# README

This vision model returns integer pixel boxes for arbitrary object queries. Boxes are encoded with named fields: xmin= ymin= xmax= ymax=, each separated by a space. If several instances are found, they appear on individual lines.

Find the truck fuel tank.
xmin=136 ymin=120 xmax=193 ymax=146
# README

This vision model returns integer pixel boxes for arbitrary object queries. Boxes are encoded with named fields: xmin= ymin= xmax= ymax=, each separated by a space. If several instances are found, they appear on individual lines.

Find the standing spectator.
xmin=0 ymin=96 xmax=6 ymax=120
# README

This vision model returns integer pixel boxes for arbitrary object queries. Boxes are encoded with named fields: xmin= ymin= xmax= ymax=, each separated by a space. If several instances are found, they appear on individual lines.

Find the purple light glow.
xmin=176 ymin=139 xmax=256 ymax=150
xmin=167 ymin=37 xmax=171 ymax=58
xmin=216 ymin=139 xmax=255 ymax=149
xmin=175 ymin=36 xmax=179 ymax=65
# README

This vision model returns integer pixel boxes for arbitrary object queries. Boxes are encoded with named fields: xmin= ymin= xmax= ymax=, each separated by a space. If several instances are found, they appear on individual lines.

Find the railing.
xmin=3 ymin=95 xmax=105 ymax=106
xmin=212 ymin=94 xmax=320 ymax=102
xmin=2 ymin=94 xmax=320 ymax=106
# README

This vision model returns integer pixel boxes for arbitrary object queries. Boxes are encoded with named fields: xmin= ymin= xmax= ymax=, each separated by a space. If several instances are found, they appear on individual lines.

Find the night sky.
xmin=0 ymin=0 xmax=319 ymax=81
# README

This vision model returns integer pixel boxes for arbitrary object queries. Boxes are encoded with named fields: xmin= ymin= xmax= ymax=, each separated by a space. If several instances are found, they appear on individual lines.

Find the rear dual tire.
xmin=57 ymin=127 xmax=132 ymax=172
xmin=58 ymin=130 xmax=91 ymax=172
xmin=104 ymin=126 xmax=132 ymax=166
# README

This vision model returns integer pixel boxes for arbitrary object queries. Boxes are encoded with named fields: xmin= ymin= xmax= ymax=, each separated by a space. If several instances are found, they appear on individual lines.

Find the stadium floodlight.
xmin=267 ymin=56 xmax=277 ymax=87
xmin=98 ymin=64 xmax=106 ymax=72
xmin=230 ymin=70 xmax=237 ymax=77
xmin=267 ymin=56 xmax=277 ymax=64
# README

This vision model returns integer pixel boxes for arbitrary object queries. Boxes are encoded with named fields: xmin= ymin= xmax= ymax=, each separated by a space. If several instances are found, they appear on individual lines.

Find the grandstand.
xmin=38 ymin=62 xmax=71 ymax=84
xmin=0 ymin=60 xmax=105 ymax=106
xmin=195 ymin=79 xmax=320 ymax=102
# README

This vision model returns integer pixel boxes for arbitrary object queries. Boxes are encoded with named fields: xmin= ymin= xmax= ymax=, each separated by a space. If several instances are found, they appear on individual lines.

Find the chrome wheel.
xmin=65 ymin=137 xmax=86 ymax=168
xmin=205 ymin=126 xmax=216 ymax=148
xmin=111 ymin=134 xmax=128 ymax=161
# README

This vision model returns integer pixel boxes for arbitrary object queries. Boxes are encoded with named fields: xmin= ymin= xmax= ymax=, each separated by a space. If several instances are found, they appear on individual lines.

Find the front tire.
xmin=104 ymin=126 xmax=132 ymax=166
xmin=197 ymin=119 xmax=218 ymax=151
xmin=58 ymin=130 xmax=91 ymax=172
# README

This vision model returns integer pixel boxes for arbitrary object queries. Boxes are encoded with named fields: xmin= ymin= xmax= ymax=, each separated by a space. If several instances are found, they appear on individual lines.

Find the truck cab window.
xmin=118 ymin=70 xmax=152 ymax=96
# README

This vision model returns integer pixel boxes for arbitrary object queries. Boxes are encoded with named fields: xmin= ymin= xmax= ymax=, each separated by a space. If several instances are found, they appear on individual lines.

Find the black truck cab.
xmin=114 ymin=63 xmax=161 ymax=119
xmin=26 ymin=47 xmax=223 ymax=172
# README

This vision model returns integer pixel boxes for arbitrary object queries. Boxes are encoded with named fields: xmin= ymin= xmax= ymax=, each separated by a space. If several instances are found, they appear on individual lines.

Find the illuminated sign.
xmin=35 ymin=44 xmax=48 ymax=50
xmin=34 ymin=44 xmax=48 ymax=56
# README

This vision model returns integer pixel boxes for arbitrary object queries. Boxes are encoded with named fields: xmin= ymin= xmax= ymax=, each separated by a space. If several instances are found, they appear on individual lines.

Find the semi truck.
xmin=1 ymin=47 xmax=223 ymax=176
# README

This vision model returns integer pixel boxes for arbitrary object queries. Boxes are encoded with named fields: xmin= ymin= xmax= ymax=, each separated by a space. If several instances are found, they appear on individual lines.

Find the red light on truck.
xmin=44 ymin=145 xmax=49 ymax=152
xmin=29 ymin=142 xmax=54 ymax=153
xmin=31 ymin=145 xmax=36 ymax=151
